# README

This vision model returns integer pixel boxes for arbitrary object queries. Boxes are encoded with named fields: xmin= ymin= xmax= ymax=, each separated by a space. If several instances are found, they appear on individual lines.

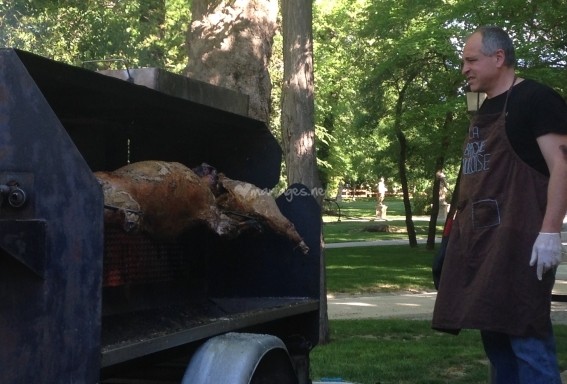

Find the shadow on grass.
xmin=325 ymin=245 xmax=437 ymax=294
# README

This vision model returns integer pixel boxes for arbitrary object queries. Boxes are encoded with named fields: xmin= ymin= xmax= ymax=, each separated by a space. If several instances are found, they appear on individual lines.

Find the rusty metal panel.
xmin=0 ymin=48 xmax=104 ymax=384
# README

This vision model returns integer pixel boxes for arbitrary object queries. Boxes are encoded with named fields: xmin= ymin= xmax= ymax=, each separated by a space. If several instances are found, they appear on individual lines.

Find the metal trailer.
xmin=0 ymin=48 xmax=321 ymax=384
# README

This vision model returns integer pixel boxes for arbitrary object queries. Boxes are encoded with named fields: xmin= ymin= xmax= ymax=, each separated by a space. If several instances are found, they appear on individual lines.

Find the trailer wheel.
xmin=182 ymin=332 xmax=298 ymax=384
xmin=250 ymin=348 xmax=298 ymax=384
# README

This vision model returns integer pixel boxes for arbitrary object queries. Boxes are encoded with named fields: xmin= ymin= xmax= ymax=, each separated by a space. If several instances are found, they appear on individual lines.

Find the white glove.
xmin=529 ymin=232 xmax=563 ymax=280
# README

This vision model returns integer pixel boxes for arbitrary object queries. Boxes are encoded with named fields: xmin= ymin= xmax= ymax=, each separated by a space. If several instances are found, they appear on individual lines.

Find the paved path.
xmin=325 ymin=239 xmax=430 ymax=248
xmin=327 ymin=290 xmax=567 ymax=325
xmin=324 ymin=240 xmax=567 ymax=325
xmin=327 ymin=291 xmax=436 ymax=321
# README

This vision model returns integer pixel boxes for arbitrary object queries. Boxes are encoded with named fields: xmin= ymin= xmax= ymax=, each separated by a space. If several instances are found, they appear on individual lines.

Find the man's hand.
xmin=529 ymin=232 xmax=563 ymax=280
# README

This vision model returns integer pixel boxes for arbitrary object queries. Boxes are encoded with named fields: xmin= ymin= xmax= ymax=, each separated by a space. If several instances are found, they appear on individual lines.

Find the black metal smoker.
xmin=0 ymin=48 xmax=320 ymax=383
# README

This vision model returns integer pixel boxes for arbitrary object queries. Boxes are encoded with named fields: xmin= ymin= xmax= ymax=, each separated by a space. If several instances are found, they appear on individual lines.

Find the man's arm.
xmin=530 ymin=133 xmax=567 ymax=280
xmin=537 ymin=133 xmax=567 ymax=232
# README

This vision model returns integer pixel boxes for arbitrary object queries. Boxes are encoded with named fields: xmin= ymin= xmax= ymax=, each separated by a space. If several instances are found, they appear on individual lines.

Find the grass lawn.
xmin=325 ymin=245 xmax=436 ymax=294
xmin=311 ymin=320 xmax=489 ymax=384
xmin=323 ymin=197 xmax=444 ymax=243
xmin=310 ymin=226 xmax=567 ymax=383
xmin=324 ymin=197 xmax=407 ymax=219
xmin=311 ymin=320 xmax=567 ymax=384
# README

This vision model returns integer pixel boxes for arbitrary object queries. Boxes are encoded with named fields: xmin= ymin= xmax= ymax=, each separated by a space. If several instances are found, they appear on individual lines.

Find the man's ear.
xmin=495 ymin=49 xmax=506 ymax=67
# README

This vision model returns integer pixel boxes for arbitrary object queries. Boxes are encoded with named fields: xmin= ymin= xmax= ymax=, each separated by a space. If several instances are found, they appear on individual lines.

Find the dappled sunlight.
xmin=327 ymin=265 xmax=379 ymax=269
xmin=324 ymin=235 xmax=438 ymax=294
xmin=370 ymin=283 xmax=402 ymax=291
xmin=327 ymin=265 xmax=431 ymax=273
xmin=295 ymin=131 xmax=316 ymax=156
xmin=333 ymin=301 xmax=377 ymax=307
xmin=327 ymin=292 xmax=438 ymax=325
xmin=322 ymin=198 xmax=445 ymax=243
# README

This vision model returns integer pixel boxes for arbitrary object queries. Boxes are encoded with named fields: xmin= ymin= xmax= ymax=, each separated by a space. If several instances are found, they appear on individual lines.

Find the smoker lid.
xmin=7 ymin=48 xmax=282 ymax=189
xmin=97 ymin=67 xmax=250 ymax=117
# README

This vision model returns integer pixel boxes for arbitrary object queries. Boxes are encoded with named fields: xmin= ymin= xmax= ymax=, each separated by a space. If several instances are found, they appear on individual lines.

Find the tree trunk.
xmin=428 ymin=170 xmax=442 ymax=249
xmin=185 ymin=0 xmax=278 ymax=124
xmin=426 ymin=111 xmax=454 ymax=250
xmin=393 ymin=80 xmax=418 ymax=248
xmin=281 ymin=1 xmax=319 ymax=189
xmin=281 ymin=0 xmax=329 ymax=344
xmin=396 ymin=128 xmax=418 ymax=247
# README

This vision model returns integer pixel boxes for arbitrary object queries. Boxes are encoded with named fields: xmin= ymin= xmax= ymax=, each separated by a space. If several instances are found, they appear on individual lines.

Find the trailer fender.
xmin=181 ymin=332 xmax=297 ymax=384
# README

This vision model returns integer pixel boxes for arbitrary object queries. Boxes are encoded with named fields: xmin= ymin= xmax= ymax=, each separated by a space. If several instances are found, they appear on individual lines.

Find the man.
xmin=432 ymin=26 xmax=567 ymax=383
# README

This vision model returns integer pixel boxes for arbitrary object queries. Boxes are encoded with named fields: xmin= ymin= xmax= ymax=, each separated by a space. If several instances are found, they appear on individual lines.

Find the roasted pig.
xmin=95 ymin=161 xmax=308 ymax=253
xmin=216 ymin=174 xmax=309 ymax=254
xmin=95 ymin=161 xmax=229 ymax=239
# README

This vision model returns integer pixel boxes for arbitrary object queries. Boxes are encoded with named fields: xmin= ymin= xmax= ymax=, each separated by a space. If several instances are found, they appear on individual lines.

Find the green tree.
xmin=4 ymin=0 xmax=567 ymax=248
xmin=313 ymin=0 xmax=375 ymax=198
xmin=314 ymin=0 xmax=567 ymax=248
xmin=352 ymin=0 xmax=466 ymax=246
xmin=0 ymin=0 xmax=191 ymax=72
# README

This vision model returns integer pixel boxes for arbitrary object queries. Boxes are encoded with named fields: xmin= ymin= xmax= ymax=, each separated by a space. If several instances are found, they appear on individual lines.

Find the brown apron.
xmin=432 ymin=83 xmax=554 ymax=338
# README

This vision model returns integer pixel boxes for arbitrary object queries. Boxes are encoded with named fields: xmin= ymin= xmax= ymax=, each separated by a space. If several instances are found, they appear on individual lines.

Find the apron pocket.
xmin=472 ymin=198 xmax=500 ymax=229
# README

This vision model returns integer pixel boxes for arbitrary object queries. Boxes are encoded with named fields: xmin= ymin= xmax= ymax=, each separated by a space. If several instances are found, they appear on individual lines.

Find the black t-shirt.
xmin=477 ymin=79 xmax=567 ymax=175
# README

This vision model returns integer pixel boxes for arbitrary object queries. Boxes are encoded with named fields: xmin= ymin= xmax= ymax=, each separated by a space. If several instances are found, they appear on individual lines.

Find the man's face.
xmin=461 ymin=32 xmax=499 ymax=93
